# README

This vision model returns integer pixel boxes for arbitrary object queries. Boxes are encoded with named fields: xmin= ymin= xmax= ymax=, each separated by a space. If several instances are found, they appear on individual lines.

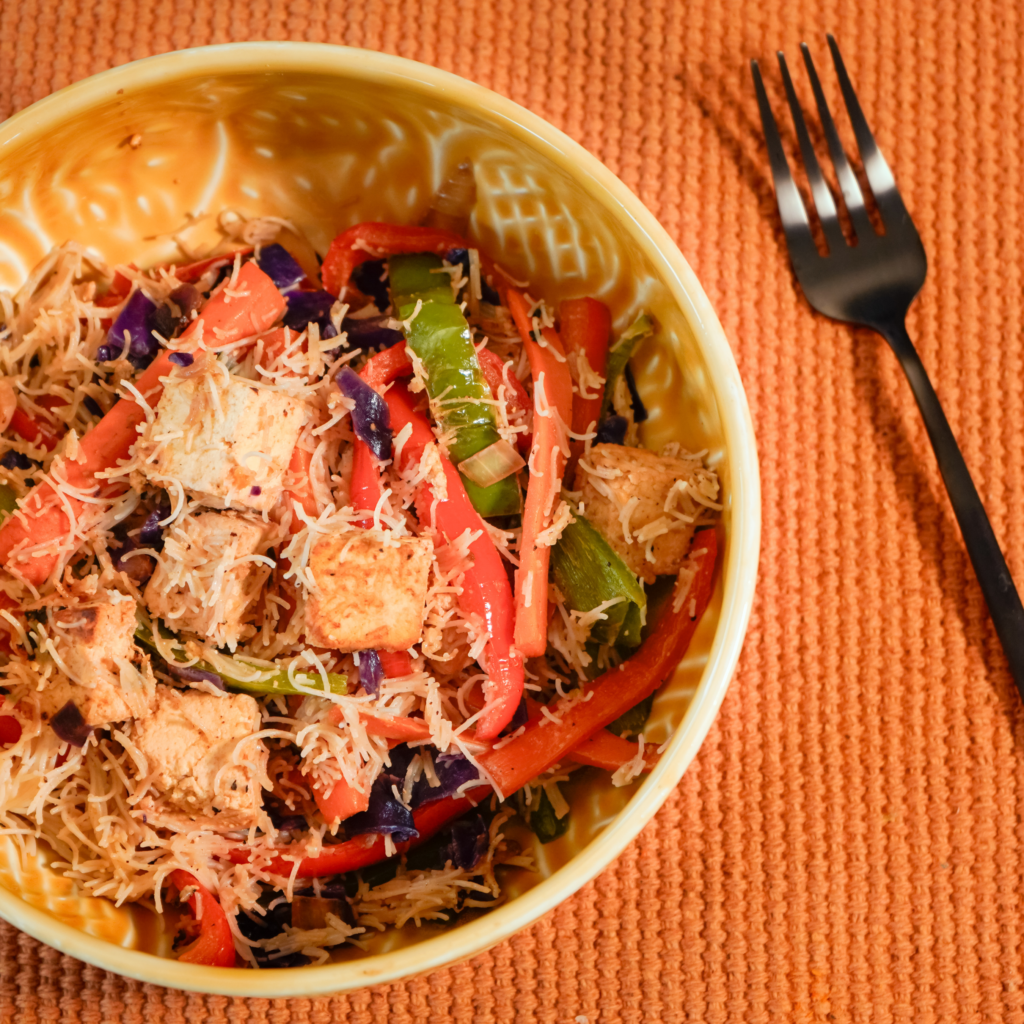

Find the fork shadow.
xmin=680 ymin=58 xmax=1024 ymax=747
xmin=850 ymin=327 xmax=1024 ymax=746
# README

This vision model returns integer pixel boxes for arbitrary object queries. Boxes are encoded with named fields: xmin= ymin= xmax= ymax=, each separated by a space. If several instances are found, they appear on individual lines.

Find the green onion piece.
xmin=600 ymin=313 xmax=654 ymax=421
xmin=550 ymin=510 xmax=646 ymax=650
xmin=458 ymin=439 xmax=525 ymax=488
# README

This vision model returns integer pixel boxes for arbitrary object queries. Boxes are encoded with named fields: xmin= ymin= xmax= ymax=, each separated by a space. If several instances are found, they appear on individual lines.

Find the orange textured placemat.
xmin=3 ymin=0 xmax=1024 ymax=1020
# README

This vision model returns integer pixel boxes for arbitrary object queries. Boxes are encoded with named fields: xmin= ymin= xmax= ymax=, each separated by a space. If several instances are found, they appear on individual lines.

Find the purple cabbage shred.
xmin=168 ymin=351 xmax=194 ymax=367
xmin=359 ymin=650 xmax=384 ymax=696
xmin=335 ymin=366 xmax=392 ymax=461
xmin=1 ymin=451 xmax=33 ymax=471
xmin=340 ymin=316 xmax=404 ymax=351
xmin=50 ymin=701 xmax=92 ymax=747
xmin=256 ymin=244 xmax=305 ymax=292
xmin=139 ymin=503 xmax=171 ymax=546
xmin=440 ymin=812 xmax=489 ymax=871
xmin=283 ymin=290 xmax=338 ymax=339
xmin=250 ymin=485 xmax=262 ymax=496
xmin=595 ymin=415 xmax=628 ymax=446
xmin=98 ymin=290 xmax=161 ymax=369
xmin=411 ymin=753 xmax=481 ymax=810
xmin=346 ymin=774 xmax=417 ymax=843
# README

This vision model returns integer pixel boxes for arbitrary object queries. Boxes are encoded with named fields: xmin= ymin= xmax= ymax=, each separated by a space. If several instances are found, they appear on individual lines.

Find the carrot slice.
xmin=506 ymin=288 xmax=574 ymax=657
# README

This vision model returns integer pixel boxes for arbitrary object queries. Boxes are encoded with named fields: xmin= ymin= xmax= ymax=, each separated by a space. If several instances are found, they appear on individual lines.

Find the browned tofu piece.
xmin=144 ymin=511 xmax=275 ymax=651
xmin=51 ymin=592 xmax=137 ymax=682
xmin=133 ymin=354 xmax=306 ymax=512
xmin=129 ymin=686 xmax=265 ymax=821
xmin=574 ymin=443 xmax=717 ymax=584
xmin=37 ymin=591 xmax=153 ymax=727
xmin=305 ymin=531 xmax=432 ymax=652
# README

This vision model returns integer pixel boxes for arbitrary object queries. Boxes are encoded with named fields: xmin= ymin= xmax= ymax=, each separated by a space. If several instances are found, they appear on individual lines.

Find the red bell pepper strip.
xmin=0 ymin=716 xmax=21 ymax=745
xmin=378 ymin=650 xmax=413 ymax=677
xmin=505 ymin=288 xmax=574 ymax=657
xmin=169 ymin=870 xmax=236 ymax=967
xmin=463 ymin=681 xmax=654 ymax=775
xmin=160 ymin=248 xmax=253 ymax=285
xmin=8 ymin=408 xmax=62 ymax=452
xmin=476 ymin=346 xmax=531 ymax=417
xmin=476 ymin=346 xmax=532 ymax=454
xmin=323 ymin=224 xmax=483 ymax=298
xmin=228 ymin=794 xmax=475 ymax=878
xmin=0 ymin=263 xmax=286 ymax=586
xmin=360 ymin=343 xmax=414 ymax=389
xmin=349 ymin=440 xmax=383 ymax=527
xmin=94 ymin=266 xmax=136 ymax=308
xmin=379 ymin=382 xmax=522 ymax=739
xmin=479 ymin=527 xmax=717 ymax=796
xmin=420 ymin=457 xmax=522 ymax=741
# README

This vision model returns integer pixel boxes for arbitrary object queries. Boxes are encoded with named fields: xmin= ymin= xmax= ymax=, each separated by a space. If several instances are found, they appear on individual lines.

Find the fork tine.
xmin=826 ymin=34 xmax=906 ymax=227
xmin=776 ymin=51 xmax=845 ymax=253
xmin=750 ymin=59 xmax=819 ymax=267
xmin=799 ymin=42 xmax=877 ymax=242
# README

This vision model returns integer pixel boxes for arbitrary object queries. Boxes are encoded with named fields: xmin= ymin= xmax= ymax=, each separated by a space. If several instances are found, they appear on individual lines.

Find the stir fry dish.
xmin=0 ymin=165 xmax=721 ymax=967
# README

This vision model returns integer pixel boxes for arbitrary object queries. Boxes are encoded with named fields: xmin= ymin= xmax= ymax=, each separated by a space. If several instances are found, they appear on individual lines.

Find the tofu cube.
xmin=574 ymin=443 xmax=717 ymax=584
xmin=37 ymin=591 xmax=154 ymax=727
xmin=305 ymin=530 xmax=432 ymax=652
xmin=133 ymin=354 xmax=306 ymax=512
xmin=130 ymin=686 xmax=266 ymax=821
xmin=144 ymin=511 xmax=274 ymax=651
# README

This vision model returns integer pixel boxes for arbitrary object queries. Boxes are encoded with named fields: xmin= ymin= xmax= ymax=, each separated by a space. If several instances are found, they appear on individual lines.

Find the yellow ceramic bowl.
xmin=0 ymin=43 xmax=759 ymax=995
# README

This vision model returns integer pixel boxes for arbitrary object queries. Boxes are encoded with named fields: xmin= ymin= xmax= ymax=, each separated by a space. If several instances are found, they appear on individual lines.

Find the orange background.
xmin=3 ymin=0 xmax=1024 ymax=1021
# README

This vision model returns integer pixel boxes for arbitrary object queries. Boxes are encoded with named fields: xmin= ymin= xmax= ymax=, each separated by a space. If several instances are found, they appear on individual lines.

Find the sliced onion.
xmin=335 ymin=367 xmax=392 ymax=461
xmin=458 ymin=439 xmax=525 ymax=488
xmin=51 ymin=701 xmax=92 ymax=747
xmin=291 ymin=895 xmax=351 ymax=930
xmin=423 ymin=162 xmax=476 ymax=236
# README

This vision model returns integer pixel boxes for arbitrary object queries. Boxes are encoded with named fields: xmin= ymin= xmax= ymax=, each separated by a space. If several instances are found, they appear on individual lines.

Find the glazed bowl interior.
xmin=0 ymin=42 xmax=759 ymax=996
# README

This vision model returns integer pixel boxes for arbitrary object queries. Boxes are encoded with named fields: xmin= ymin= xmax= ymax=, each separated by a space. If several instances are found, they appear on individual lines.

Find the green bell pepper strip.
xmin=528 ymin=787 xmax=571 ymax=844
xmin=549 ymin=509 xmax=647 ymax=650
xmin=600 ymin=313 xmax=654 ymax=422
xmin=388 ymin=253 xmax=520 ymax=516
xmin=135 ymin=622 xmax=347 ymax=698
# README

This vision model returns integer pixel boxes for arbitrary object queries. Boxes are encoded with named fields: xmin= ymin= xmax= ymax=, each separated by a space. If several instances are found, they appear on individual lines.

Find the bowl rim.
xmin=0 ymin=40 xmax=761 ymax=996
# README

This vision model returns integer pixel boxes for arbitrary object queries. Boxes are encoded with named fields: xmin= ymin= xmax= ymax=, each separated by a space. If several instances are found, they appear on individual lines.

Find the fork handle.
xmin=881 ymin=319 xmax=1024 ymax=699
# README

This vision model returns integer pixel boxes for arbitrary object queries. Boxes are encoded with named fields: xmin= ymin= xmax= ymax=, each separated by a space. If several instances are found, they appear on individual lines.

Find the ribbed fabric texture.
xmin=4 ymin=0 xmax=1024 ymax=1019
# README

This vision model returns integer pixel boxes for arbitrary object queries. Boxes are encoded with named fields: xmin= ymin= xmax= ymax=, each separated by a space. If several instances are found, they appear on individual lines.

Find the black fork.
xmin=752 ymin=35 xmax=1024 ymax=702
